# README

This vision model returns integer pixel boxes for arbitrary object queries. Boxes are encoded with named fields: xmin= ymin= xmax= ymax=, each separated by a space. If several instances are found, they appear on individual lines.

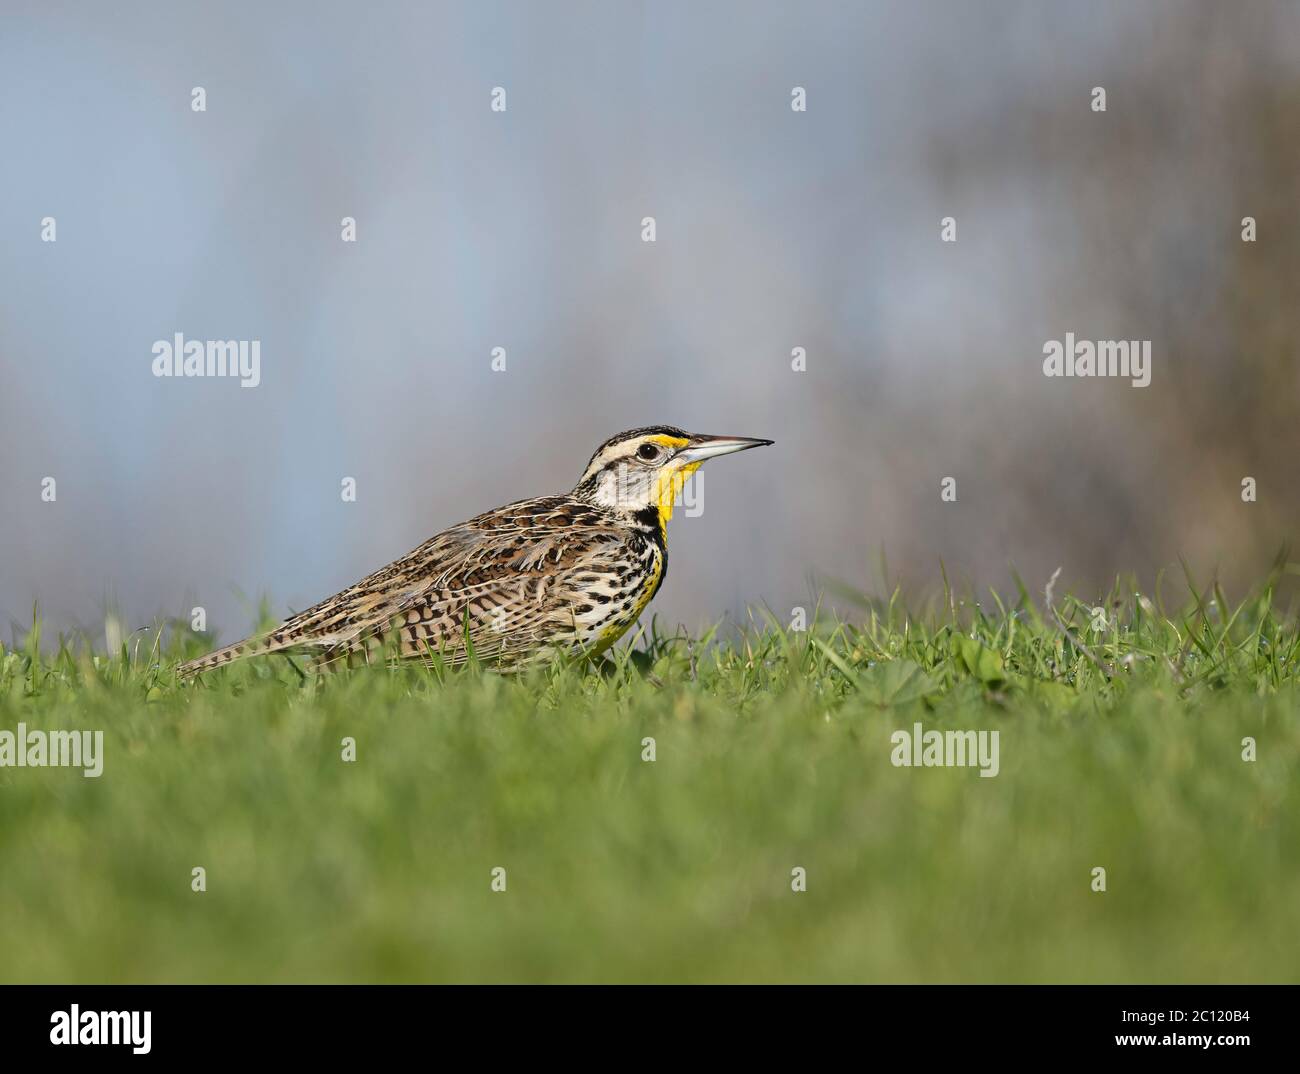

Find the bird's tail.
xmin=176 ymin=635 xmax=275 ymax=679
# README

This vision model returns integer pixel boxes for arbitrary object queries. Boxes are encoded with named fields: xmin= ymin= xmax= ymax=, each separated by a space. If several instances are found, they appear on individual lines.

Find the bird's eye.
xmin=636 ymin=443 xmax=661 ymax=461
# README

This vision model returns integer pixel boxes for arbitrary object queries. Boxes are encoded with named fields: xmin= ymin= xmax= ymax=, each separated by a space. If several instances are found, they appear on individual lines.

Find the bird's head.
xmin=573 ymin=425 xmax=773 ymax=523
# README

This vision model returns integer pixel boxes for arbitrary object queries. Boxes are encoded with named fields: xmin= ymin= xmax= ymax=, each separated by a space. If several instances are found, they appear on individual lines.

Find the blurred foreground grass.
xmin=1 ymin=572 xmax=1298 ymax=982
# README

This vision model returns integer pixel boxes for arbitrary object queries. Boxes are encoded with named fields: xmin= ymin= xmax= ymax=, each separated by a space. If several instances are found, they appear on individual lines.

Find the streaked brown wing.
xmin=273 ymin=496 xmax=635 ymax=667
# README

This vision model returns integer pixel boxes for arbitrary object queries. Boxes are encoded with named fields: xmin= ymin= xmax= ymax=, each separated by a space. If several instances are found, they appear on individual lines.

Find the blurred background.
xmin=3 ymin=0 xmax=1299 ymax=647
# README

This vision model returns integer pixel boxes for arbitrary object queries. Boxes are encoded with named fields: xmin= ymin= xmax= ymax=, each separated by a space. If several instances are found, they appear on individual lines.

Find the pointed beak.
xmin=678 ymin=435 xmax=774 ymax=462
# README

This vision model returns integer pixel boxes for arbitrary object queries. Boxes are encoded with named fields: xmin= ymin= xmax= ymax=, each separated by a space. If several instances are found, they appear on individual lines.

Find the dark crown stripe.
xmin=582 ymin=425 xmax=690 ymax=472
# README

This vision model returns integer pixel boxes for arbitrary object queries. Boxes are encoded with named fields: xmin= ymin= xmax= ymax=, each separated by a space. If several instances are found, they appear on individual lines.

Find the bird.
xmin=177 ymin=426 xmax=772 ymax=678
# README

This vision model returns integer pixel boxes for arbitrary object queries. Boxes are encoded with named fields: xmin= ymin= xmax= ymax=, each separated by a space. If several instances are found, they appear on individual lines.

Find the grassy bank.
xmin=2 ymin=577 xmax=1297 ymax=982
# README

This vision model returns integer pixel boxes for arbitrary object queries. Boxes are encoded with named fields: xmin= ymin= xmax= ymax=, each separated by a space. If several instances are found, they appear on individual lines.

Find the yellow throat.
xmin=647 ymin=434 xmax=698 ymax=529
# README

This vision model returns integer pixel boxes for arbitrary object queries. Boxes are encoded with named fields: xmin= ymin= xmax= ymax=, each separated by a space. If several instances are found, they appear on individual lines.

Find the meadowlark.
xmin=177 ymin=426 xmax=772 ymax=678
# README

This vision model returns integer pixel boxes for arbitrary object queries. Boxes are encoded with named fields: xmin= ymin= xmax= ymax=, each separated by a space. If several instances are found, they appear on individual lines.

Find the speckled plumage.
xmin=177 ymin=426 xmax=770 ymax=678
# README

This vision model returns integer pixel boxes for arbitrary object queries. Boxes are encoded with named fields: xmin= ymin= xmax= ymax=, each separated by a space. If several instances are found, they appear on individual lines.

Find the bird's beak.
xmin=678 ymin=435 xmax=774 ymax=462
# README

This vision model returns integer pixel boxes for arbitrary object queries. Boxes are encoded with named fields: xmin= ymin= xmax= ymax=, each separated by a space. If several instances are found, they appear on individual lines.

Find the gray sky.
xmin=4 ymin=1 xmax=1300 ymax=646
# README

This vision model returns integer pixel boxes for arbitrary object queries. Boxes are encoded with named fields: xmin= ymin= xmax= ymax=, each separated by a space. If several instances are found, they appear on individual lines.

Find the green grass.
xmin=2 ymin=569 xmax=1299 ymax=982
